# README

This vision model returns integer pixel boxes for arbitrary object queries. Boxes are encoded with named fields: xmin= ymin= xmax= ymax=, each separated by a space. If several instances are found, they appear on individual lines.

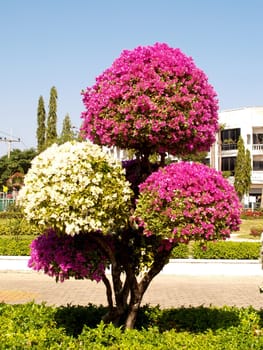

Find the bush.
xmin=0 ymin=302 xmax=74 ymax=348
xmin=0 ymin=211 xmax=23 ymax=220
xmin=250 ymin=227 xmax=263 ymax=237
xmin=193 ymin=241 xmax=261 ymax=260
xmin=166 ymin=241 xmax=261 ymax=260
xmin=241 ymin=209 xmax=263 ymax=219
xmin=170 ymin=244 xmax=190 ymax=259
xmin=0 ymin=218 xmax=38 ymax=236
xmin=54 ymin=304 xmax=108 ymax=337
xmin=1 ymin=303 xmax=263 ymax=349
xmin=0 ymin=236 xmax=33 ymax=255
xmin=81 ymin=43 xmax=219 ymax=157
xmin=0 ymin=205 xmax=39 ymax=237
xmin=0 ymin=236 xmax=261 ymax=260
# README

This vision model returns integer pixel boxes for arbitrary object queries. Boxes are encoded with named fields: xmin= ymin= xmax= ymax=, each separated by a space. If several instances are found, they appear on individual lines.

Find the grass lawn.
xmin=0 ymin=217 xmax=262 ymax=243
xmin=236 ymin=218 xmax=263 ymax=240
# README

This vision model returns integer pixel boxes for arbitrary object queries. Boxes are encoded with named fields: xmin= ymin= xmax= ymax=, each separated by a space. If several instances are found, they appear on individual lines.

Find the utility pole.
xmin=0 ymin=136 xmax=21 ymax=158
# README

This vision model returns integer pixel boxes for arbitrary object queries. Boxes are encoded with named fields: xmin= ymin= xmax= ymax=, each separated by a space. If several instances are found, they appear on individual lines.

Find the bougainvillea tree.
xmin=18 ymin=141 xmax=132 ymax=235
xmin=135 ymin=162 xmax=241 ymax=244
xmin=81 ymin=42 xmax=219 ymax=157
xmin=19 ymin=43 xmax=241 ymax=329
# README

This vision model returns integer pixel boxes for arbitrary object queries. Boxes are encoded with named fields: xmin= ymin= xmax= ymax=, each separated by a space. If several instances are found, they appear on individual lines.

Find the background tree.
xmin=6 ymin=172 xmax=24 ymax=191
xmin=234 ymin=136 xmax=252 ymax=200
xmin=19 ymin=43 xmax=241 ymax=329
xmin=36 ymin=96 xmax=46 ymax=153
xmin=181 ymin=151 xmax=208 ymax=163
xmin=46 ymin=86 xmax=58 ymax=147
xmin=58 ymin=113 xmax=76 ymax=144
xmin=245 ymin=148 xmax=252 ymax=192
xmin=0 ymin=148 xmax=36 ymax=190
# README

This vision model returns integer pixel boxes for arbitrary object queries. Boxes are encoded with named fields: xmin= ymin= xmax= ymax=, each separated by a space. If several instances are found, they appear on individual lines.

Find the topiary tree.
xmin=81 ymin=43 xmax=218 ymax=156
xmin=19 ymin=43 xmax=241 ymax=329
xmin=19 ymin=141 xmax=132 ymax=235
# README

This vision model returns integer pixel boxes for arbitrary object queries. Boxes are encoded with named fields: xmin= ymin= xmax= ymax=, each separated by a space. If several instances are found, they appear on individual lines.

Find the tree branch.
xmin=102 ymin=275 xmax=113 ymax=309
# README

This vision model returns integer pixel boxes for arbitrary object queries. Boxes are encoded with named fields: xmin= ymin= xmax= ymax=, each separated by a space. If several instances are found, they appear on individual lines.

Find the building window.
xmin=221 ymin=157 xmax=236 ymax=175
xmin=221 ymin=128 xmax=240 ymax=150
xmin=202 ymin=158 xmax=210 ymax=166
xmin=253 ymin=160 xmax=263 ymax=170
xmin=253 ymin=134 xmax=263 ymax=144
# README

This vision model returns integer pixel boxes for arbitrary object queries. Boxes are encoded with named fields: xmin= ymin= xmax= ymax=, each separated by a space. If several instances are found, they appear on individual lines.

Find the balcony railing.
xmin=251 ymin=171 xmax=263 ymax=184
xmin=252 ymin=144 xmax=263 ymax=151
xmin=221 ymin=143 xmax=237 ymax=151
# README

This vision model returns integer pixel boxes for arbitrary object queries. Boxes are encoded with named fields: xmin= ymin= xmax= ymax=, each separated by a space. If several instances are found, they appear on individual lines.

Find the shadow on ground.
xmin=54 ymin=303 xmax=245 ymax=337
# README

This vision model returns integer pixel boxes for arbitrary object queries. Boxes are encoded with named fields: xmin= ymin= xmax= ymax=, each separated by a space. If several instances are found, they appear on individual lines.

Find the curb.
xmin=162 ymin=259 xmax=262 ymax=276
xmin=0 ymin=256 xmax=30 ymax=271
xmin=0 ymin=256 xmax=262 ymax=276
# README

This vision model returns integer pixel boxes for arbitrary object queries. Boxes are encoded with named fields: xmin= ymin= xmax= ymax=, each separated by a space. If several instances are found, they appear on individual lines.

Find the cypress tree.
xmin=234 ymin=136 xmax=251 ymax=200
xmin=36 ymin=96 xmax=46 ymax=153
xmin=59 ymin=113 xmax=75 ymax=144
xmin=46 ymin=86 xmax=58 ymax=147
xmin=245 ymin=148 xmax=252 ymax=193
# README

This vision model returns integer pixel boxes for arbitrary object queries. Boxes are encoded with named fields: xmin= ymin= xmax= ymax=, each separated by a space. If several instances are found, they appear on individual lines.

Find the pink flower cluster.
xmin=81 ymin=43 xmax=219 ymax=156
xmin=135 ymin=162 xmax=241 ymax=244
xmin=28 ymin=229 xmax=109 ymax=282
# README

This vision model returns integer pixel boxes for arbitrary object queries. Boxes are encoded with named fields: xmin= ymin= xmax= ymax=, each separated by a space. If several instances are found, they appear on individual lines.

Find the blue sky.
xmin=1 ymin=0 xmax=263 ymax=156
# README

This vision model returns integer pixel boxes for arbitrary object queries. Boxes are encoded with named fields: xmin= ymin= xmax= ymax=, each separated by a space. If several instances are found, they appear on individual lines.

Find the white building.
xmin=105 ymin=106 xmax=263 ymax=208
xmin=208 ymin=106 xmax=263 ymax=208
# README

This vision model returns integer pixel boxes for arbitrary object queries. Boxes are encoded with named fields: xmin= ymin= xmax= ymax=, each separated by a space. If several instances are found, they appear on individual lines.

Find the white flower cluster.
xmin=18 ymin=141 xmax=133 ymax=236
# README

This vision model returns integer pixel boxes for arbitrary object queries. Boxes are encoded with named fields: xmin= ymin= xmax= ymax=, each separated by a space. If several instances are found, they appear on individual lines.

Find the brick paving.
xmin=1 ymin=271 xmax=263 ymax=309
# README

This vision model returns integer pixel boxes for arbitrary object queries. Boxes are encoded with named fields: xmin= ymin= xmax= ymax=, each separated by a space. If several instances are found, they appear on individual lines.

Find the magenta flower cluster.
xmin=81 ymin=42 xmax=219 ymax=156
xmin=134 ymin=162 xmax=241 ymax=245
xmin=28 ymin=229 xmax=109 ymax=282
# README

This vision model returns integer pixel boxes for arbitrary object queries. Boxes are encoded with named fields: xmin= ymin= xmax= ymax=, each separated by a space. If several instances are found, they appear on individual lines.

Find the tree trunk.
xmin=125 ymin=299 xmax=142 ymax=329
xmin=116 ymin=249 xmax=172 ymax=328
xmin=92 ymin=229 xmax=173 ymax=329
xmin=125 ymin=281 xmax=144 ymax=329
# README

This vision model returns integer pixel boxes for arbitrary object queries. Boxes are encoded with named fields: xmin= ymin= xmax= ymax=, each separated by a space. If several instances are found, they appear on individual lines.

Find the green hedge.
xmin=171 ymin=241 xmax=261 ymax=260
xmin=0 ymin=205 xmax=39 ymax=236
xmin=192 ymin=241 xmax=261 ymax=260
xmin=171 ymin=243 xmax=190 ymax=259
xmin=0 ymin=218 xmax=39 ymax=236
xmin=0 ymin=211 xmax=23 ymax=220
xmin=0 ymin=303 xmax=263 ymax=349
xmin=0 ymin=237 xmax=261 ymax=259
xmin=0 ymin=236 xmax=32 ymax=255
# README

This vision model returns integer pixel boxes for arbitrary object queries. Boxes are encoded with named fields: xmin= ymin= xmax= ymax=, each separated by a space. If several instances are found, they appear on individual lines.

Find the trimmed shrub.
xmin=0 ymin=211 xmax=23 ymax=220
xmin=0 ymin=236 xmax=261 ymax=260
xmin=250 ymin=227 xmax=263 ymax=237
xmin=193 ymin=241 xmax=261 ymax=260
xmin=0 ymin=218 xmax=38 ymax=236
xmin=1 ymin=303 xmax=263 ymax=349
xmin=170 ymin=243 xmax=190 ymax=259
xmin=241 ymin=209 xmax=263 ymax=219
xmin=0 ymin=236 xmax=32 ymax=255
xmin=0 ymin=205 xmax=38 ymax=237
xmin=81 ymin=43 xmax=219 ymax=157
xmin=0 ymin=302 xmax=74 ymax=348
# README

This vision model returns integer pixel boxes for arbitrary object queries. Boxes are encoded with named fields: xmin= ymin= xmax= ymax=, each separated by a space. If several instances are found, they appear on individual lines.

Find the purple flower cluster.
xmin=81 ymin=43 xmax=219 ymax=156
xmin=28 ymin=229 xmax=109 ymax=282
xmin=135 ymin=162 xmax=241 ymax=244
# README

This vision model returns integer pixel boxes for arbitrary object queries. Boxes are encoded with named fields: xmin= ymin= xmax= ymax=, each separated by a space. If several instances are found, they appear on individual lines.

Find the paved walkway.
xmin=1 ymin=271 xmax=263 ymax=309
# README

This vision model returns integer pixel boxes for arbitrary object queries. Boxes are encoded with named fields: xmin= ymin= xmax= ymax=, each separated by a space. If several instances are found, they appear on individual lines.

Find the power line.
xmin=0 ymin=136 xmax=21 ymax=158
xmin=0 ymin=130 xmax=20 ymax=139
